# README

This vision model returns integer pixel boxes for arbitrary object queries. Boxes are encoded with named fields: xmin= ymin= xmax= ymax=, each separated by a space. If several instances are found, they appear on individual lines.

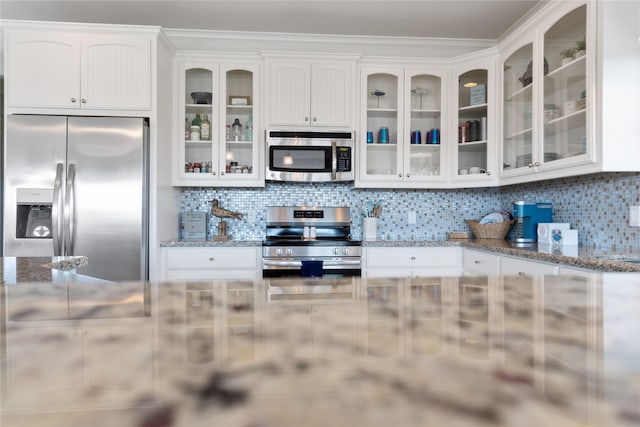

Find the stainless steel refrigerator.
xmin=3 ymin=115 xmax=149 ymax=281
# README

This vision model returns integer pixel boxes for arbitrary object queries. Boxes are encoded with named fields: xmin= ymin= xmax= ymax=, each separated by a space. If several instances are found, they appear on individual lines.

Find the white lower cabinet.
xmin=500 ymin=255 xmax=558 ymax=277
xmin=364 ymin=247 xmax=461 ymax=278
xmin=160 ymin=247 xmax=261 ymax=281
xmin=5 ymin=322 xmax=153 ymax=411
xmin=463 ymin=249 xmax=501 ymax=276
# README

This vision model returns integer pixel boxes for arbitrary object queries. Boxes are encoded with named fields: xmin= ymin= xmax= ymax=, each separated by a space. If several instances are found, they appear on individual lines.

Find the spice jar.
xmin=190 ymin=125 xmax=200 ymax=141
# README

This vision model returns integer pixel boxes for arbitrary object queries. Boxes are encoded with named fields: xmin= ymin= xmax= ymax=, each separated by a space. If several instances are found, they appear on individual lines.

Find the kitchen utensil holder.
xmin=363 ymin=217 xmax=377 ymax=241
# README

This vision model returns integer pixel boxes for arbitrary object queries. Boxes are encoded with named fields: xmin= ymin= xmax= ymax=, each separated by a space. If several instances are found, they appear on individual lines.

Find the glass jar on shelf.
xmin=200 ymin=114 xmax=211 ymax=141
xmin=231 ymin=118 xmax=242 ymax=142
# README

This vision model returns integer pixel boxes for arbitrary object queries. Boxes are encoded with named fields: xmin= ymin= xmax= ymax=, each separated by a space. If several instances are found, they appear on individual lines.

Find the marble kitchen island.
xmin=1 ymin=274 xmax=639 ymax=427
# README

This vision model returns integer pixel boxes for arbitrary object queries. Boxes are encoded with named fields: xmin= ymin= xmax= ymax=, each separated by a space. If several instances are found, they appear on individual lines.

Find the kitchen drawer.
xmin=463 ymin=249 xmax=500 ymax=276
xmin=501 ymin=256 xmax=557 ymax=277
xmin=165 ymin=247 xmax=259 ymax=271
xmin=365 ymin=247 xmax=459 ymax=269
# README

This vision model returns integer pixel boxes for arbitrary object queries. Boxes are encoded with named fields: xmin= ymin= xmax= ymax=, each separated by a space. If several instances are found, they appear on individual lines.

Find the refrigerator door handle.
xmin=64 ymin=163 xmax=76 ymax=255
xmin=52 ymin=163 xmax=65 ymax=256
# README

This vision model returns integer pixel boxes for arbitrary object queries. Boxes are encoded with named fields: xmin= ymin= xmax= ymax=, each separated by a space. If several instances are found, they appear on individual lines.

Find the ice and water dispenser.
xmin=15 ymin=188 xmax=54 ymax=239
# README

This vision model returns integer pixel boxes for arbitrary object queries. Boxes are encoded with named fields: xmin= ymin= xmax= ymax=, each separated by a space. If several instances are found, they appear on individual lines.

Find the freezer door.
xmin=4 ymin=115 xmax=67 ymax=257
xmin=67 ymin=117 xmax=148 ymax=281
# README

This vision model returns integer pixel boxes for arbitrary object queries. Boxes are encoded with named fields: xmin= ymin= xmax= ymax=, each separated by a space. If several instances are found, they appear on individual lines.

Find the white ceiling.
xmin=1 ymin=0 xmax=545 ymax=40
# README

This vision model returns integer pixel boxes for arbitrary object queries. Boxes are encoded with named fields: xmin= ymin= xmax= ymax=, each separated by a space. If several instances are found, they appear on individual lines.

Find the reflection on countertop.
xmin=0 ymin=256 xmax=108 ymax=284
xmin=2 ymin=275 xmax=639 ymax=427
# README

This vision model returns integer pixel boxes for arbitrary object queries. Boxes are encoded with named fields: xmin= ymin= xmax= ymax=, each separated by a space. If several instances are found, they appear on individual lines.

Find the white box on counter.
xmin=538 ymin=243 xmax=578 ymax=257
xmin=537 ymin=223 xmax=571 ymax=245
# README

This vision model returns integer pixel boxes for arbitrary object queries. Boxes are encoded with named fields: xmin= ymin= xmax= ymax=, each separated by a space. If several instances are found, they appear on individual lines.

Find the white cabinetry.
xmin=175 ymin=57 xmax=262 ymax=187
xmin=364 ymin=247 xmax=461 ymax=278
xmin=501 ymin=256 xmax=558 ymax=277
xmin=266 ymin=56 xmax=356 ymax=128
xmin=496 ymin=1 xmax=640 ymax=184
xmin=358 ymin=64 xmax=449 ymax=188
xmin=452 ymin=53 xmax=498 ymax=185
xmin=463 ymin=249 xmax=501 ymax=276
xmin=501 ymin=2 xmax=591 ymax=181
xmin=5 ymin=28 xmax=152 ymax=112
xmin=161 ymin=247 xmax=260 ymax=281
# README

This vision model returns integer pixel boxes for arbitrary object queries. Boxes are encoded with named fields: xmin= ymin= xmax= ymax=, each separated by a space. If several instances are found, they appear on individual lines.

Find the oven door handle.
xmin=331 ymin=140 xmax=337 ymax=180
xmin=263 ymin=259 xmax=361 ymax=268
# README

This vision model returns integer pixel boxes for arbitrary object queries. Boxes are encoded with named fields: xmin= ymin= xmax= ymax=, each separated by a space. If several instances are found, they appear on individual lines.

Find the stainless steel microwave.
xmin=266 ymin=130 xmax=355 ymax=182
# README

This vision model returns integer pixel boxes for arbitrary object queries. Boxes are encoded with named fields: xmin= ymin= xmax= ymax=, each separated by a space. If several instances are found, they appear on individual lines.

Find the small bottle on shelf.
xmin=231 ymin=118 xmax=242 ymax=142
xmin=185 ymin=118 xmax=190 ymax=140
xmin=245 ymin=116 xmax=253 ymax=142
xmin=200 ymin=114 xmax=210 ymax=140
xmin=192 ymin=114 xmax=201 ymax=127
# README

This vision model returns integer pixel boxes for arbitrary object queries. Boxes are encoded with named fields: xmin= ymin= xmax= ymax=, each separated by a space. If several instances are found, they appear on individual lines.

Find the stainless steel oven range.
xmin=262 ymin=206 xmax=362 ymax=278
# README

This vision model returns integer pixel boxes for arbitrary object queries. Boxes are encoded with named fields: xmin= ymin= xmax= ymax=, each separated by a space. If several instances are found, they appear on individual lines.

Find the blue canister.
xmin=428 ymin=128 xmax=440 ymax=144
xmin=366 ymin=131 xmax=374 ymax=144
xmin=379 ymin=127 xmax=389 ymax=144
xmin=411 ymin=131 xmax=421 ymax=144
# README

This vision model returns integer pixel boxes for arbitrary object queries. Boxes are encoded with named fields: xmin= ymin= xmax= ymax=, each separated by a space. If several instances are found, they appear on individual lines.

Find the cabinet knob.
xmin=398 ymin=174 xmax=403 ymax=178
xmin=209 ymin=257 xmax=215 ymax=262
xmin=534 ymin=162 xmax=540 ymax=167
xmin=528 ymin=163 xmax=533 ymax=168
xmin=313 ymin=117 xmax=317 ymax=122
xmin=406 ymin=174 xmax=411 ymax=178
xmin=71 ymin=98 xmax=77 ymax=103
xmin=486 ymin=171 xmax=491 ymax=176
xmin=410 ymin=256 xmax=416 ymax=261
xmin=305 ymin=116 xmax=309 ymax=122
xmin=220 ymin=172 xmax=224 ymax=176
xmin=81 ymin=98 xmax=87 ymax=104
xmin=212 ymin=171 xmax=216 ymax=176
xmin=474 ymin=260 xmax=480 ymax=264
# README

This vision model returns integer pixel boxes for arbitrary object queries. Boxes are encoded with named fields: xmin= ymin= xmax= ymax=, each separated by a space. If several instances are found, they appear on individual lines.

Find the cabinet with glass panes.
xmin=357 ymin=65 xmax=447 ymax=188
xmin=501 ymin=3 xmax=589 ymax=179
xmin=175 ymin=58 xmax=262 ymax=187
xmin=453 ymin=55 xmax=496 ymax=185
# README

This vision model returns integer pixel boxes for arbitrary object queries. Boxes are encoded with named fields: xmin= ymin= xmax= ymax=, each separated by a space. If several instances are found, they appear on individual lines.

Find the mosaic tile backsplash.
xmin=180 ymin=172 xmax=640 ymax=251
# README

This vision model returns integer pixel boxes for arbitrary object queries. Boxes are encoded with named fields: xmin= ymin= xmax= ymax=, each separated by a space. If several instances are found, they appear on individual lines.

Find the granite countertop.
xmin=161 ymin=238 xmax=640 ymax=272
xmin=2 ymin=276 xmax=639 ymax=426
xmin=0 ymin=256 xmax=100 ymax=284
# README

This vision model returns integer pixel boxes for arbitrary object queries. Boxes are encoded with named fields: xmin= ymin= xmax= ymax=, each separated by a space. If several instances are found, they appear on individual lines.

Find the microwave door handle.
xmin=331 ymin=140 xmax=337 ymax=180
xmin=52 ymin=163 xmax=64 ymax=256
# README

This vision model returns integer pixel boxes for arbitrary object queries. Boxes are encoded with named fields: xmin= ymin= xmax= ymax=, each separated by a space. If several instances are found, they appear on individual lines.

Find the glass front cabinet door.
xmin=502 ymin=41 xmax=534 ymax=175
xmin=453 ymin=57 xmax=495 ymax=183
xmin=358 ymin=66 xmax=446 ymax=188
xmin=176 ymin=60 xmax=261 ymax=187
xmin=501 ymin=2 xmax=590 ymax=179
xmin=541 ymin=4 xmax=589 ymax=170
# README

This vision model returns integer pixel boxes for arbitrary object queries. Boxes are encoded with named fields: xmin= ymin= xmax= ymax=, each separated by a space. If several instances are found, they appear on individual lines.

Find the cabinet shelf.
xmin=505 ymin=84 xmax=532 ymax=102
xmin=186 ymin=103 xmax=213 ymax=109
xmin=505 ymin=128 xmax=533 ymax=140
xmin=410 ymin=109 xmax=441 ymax=115
xmin=543 ymin=109 xmax=586 ymax=131
xmin=458 ymin=140 xmax=487 ymax=152
xmin=185 ymin=140 xmax=213 ymax=148
xmin=459 ymin=103 xmax=488 ymax=112
xmin=545 ymin=54 xmax=586 ymax=80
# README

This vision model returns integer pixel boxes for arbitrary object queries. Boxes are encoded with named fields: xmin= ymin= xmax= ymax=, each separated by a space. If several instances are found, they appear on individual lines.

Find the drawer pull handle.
xmin=474 ymin=260 xmax=480 ymax=264
xmin=209 ymin=257 xmax=215 ymax=262
xmin=410 ymin=256 xmax=416 ymax=260
xmin=518 ymin=271 xmax=526 ymax=276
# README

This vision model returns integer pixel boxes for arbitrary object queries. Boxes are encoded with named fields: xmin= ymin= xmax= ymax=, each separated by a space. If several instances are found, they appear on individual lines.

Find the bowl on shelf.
xmin=190 ymin=91 xmax=212 ymax=104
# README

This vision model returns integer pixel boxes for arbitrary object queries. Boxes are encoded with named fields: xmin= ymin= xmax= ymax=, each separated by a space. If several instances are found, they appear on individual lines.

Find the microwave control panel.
xmin=337 ymin=146 xmax=352 ymax=172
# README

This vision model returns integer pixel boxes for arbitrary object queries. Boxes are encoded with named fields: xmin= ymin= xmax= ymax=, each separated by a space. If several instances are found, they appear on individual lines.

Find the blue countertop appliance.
xmin=512 ymin=201 xmax=553 ymax=243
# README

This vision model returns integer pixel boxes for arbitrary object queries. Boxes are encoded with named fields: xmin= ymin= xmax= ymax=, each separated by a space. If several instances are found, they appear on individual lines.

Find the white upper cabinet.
xmin=495 ymin=0 xmax=640 ymax=184
xmin=500 ymin=2 xmax=591 ymax=181
xmin=5 ymin=28 xmax=152 ymax=112
xmin=452 ymin=53 xmax=498 ymax=186
xmin=266 ymin=56 xmax=356 ymax=128
xmin=174 ymin=57 xmax=262 ymax=187
xmin=357 ymin=64 xmax=448 ymax=188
